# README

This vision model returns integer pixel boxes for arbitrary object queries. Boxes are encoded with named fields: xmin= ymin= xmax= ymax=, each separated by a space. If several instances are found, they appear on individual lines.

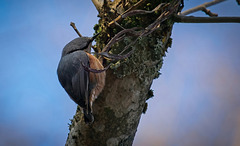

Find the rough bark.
xmin=66 ymin=0 xmax=178 ymax=145
xmin=66 ymin=70 xmax=152 ymax=146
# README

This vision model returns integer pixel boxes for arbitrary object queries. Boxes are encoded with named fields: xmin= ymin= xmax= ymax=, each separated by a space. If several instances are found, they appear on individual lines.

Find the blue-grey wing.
xmin=57 ymin=51 xmax=89 ymax=108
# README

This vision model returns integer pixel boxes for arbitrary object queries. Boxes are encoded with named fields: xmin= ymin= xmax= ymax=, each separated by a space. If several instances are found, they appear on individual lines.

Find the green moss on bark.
xmin=94 ymin=0 xmax=174 ymax=81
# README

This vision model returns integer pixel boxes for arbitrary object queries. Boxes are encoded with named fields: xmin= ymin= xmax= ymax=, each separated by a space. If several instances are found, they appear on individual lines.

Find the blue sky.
xmin=0 ymin=0 xmax=239 ymax=146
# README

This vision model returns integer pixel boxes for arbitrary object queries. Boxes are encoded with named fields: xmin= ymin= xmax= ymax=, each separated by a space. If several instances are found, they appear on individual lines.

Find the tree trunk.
xmin=66 ymin=0 xmax=178 ymax=145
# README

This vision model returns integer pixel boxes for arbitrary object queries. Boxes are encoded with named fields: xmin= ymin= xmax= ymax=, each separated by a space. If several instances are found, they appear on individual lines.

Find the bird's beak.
xmin=90 ymin=33 xmax=100 ymax=41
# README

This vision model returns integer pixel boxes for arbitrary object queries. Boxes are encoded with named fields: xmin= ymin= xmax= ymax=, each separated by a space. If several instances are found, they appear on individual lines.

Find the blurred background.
xmin=0 ymin=0 xmax=239 ymax=146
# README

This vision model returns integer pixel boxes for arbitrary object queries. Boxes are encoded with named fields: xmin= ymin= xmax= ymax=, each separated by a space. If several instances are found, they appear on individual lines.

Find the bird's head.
xmin=61 ymin=33 xmax=99 ymax=57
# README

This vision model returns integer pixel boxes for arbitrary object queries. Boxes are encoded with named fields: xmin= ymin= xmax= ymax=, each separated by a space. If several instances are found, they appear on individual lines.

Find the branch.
xmin=101 ymin=27 xmax=142 ymax=53
xmin=143 ymin=3 xmax=179 ymax=36
xmin=81 ymin=60 xmax=110 ymax=73
xmin=91 ymin=0 xmax=104 ymax=12
xmin=70 ymin=22 xmax=82 ymax=37
xmin=102 ymin=2 xmax=178 ymax=53
xmin=179 ymin=0 xmax=226 ymax=16
xmin=202 ymin=7 xmax=218 ymax=17
xmin=174 ymin=15 xmax=240 ymax=23
xmin=99 ymin=2 xmax=180 ymax=61
xmin=121 ymin=3 xmax=166 ymax=18
xmin=108 ymin=0 xmax=147 ymax=27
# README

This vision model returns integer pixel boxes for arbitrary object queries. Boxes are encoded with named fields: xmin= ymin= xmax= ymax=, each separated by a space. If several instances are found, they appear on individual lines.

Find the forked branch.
xmin=176 ymin=0 xmax=240 ymax=23
xmin=179 ymin=0 xmax=226 ymax=16
xmin=202 ymin=7 xmax=218 ymax=17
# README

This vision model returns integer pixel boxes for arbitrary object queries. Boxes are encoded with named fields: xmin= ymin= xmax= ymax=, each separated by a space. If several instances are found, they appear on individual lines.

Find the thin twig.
xmin=143 ymin=3 xmax=179 ymax=36
xmin=119 ymin=36 xmax=141 ymax=55
xmin=99 ymin=2 xmax=181 ymax=61
xmin=114 ymin=21 xmax=125 ymax=30
xmin=70 ymin=22 xmax=82 ymax=37
xmin=102 ymin=2 xmax=176 ymax=53
xmin=108 ymin=0 xmax=146 ymax=27
xmin=174 ymin=15 xmax=240 ymax=23
xmin=179 ymin=0 xmax=226 ymax=16
xmin=81 ymin=60 xmax=110 ymax=73
xmin=101 ymin=27 xmax=142 ymax=53
xmin=121 ymin=3 xmax=166 ymax=18
xmin=202 ymin=7 xmax=218 ymax=17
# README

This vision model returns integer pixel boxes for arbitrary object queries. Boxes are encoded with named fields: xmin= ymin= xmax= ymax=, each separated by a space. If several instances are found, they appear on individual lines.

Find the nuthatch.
xmin=57 ymin=34 xmax=106 ymax=124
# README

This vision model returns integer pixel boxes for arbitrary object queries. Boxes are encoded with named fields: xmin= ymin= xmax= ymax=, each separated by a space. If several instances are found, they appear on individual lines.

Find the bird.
xmin=57 ymin=34 xmax=106 ymax=124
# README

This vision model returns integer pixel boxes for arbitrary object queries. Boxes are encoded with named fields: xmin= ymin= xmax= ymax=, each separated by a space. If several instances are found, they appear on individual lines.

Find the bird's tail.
xmin=83 ymin=109 xmax=94 ymax=124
